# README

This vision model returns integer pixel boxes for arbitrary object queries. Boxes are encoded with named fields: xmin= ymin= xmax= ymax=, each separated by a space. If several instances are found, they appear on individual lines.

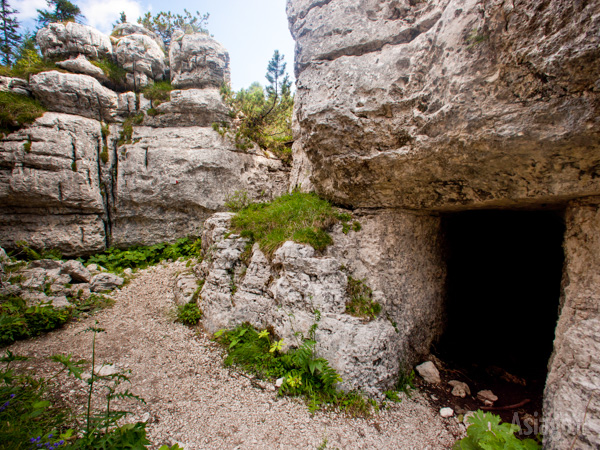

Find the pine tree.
xmin=137 ymin=10 xmax=208 ymax=47
xmin=37 ymin=0 xmax=84 ymax=28
xmin=265 ymin=50 xmax=290 ymax=99
xmin=113 ymin=11 xmax=127 ymax=27
xmin=0 ymin=0 xmax=21 ymax=66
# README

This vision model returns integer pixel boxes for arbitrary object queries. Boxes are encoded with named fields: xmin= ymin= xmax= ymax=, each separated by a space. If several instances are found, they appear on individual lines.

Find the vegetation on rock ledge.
xmin=0 ymin=92 xmax=46 ymax=136
xmin=230 ymin=192 xmax=353 ymax=256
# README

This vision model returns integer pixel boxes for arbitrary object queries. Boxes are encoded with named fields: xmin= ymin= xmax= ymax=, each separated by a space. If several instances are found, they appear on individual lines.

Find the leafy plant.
xmin=215 ymin=322 xmax=371 ymax=416
xmin=117 ymin=112 xmax=144 ymax=146
xmin=345 ymin=276 xmax=381 ymax=321
xmin=175 ymin=302 xmax=202 ymax=326
xmin=80 ymin=237 xmax=202 ymax=273
xmin=230 ymin=191 xmax=351 ymax=256
xmin=11 ymin=240 xmax=62 ymax=261
xmin=453 ymin=410 xmax=541 ymax=450
xmin=0 ymin=92 xmax=46 ymax=135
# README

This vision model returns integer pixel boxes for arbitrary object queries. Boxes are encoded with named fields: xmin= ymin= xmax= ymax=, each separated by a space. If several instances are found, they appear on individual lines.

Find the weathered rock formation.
xmin=284 ymin=0 xmax=600 ymax=447
xmin=0 ymin=23 xmax=288 ymax=255
xmin=288 ymin=0 xmax=600 ymax=210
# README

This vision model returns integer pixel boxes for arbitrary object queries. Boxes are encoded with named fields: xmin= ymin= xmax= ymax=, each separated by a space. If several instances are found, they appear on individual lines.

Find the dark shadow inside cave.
xmin=432 ymin=209 xmax=565 ymax=417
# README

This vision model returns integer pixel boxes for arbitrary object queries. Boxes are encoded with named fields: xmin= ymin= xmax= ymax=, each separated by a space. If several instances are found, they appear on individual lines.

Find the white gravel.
xmin=7 ymin=261 xmax=463 ymax=449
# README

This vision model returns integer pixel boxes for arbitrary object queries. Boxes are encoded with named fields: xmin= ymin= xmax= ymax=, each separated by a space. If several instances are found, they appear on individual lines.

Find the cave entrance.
xmin=434 ymin=209 xmax=565 ymax=421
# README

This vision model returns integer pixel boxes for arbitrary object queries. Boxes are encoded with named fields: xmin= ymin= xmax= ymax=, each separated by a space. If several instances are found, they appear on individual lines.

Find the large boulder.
xmin=0 ymin=113 xmax=106 ymax=255
xmin=37 ymin=22 xmax=112 ymax=60
xmin=288 ymin=0 xmax=600 ymax=210
xmin=169 ymin=33 xmax=230 ymax=89
xmin=111 ymin=23 xmax=165 ymax=52
xmin=144 ymin=88 xmax=231 ymax=127
xmin=114 ymin=34 xmax=166 ymax=85
xmin=29 ymin=71 xmax=119 ymax=122
xmin=110 ymin=126 xmax=289 ymax=247
xmin=0 ymin=76 xmax=30 ymax=96
xmin=55 ymin=54 xmax=106 ymax=80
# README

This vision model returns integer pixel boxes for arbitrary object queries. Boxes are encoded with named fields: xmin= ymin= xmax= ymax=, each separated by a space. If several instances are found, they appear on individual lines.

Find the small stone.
xmin=47 ymin=295 xmax=70 ymax=308
xmin=61 ymin=259 xmax=92 ymax=283
xmin=448 ymin=380 xmax=471 ymax=398
xmin=440 ymin=407 xmax=454 ymax=418
xmin=90 ymin=273 xmax=124 ymax=292
xmin=30 ymin=259 xmax=63 ymax=270
xmin=96 ymin=364 xmax=119 ymax=376
xmin=123 ymin=268 xmax=133 ymax=276
xmin=415 ymin=361 xmax=441 ymax=384
xmin=275 ymin=377 xmax=284 ymax=388
xmin=86 ymin=264 xmax=98 ymax=272
xmin=477 ymin=390 xmax=498 ymax=406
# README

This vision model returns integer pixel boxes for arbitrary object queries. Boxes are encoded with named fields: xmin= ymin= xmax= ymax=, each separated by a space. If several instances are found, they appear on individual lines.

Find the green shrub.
xmin=224 ymin=190 xmax=251 ymax=212
xmin=345 ymin=276 xmax=381 ymax=321
xmin=142 ymin=80 xmax=172 ymax=105
xmin=230 ymin=192 xmax=352 ymax=256
xmin=80 ymin=237 xmax=202 ymax=272
xmin=176 ymin=302 xmax=202 ymax=326
xmin=0 ymin=92 xmax=46 ymax=135
xmin=453 ymin=410 xmax=541 ymax=449
xmin=100 ymin=146 xmax=109 ymax=163
xmin=117 ymin=113 xmax=144 ymax=146
xmin=0 ymin=296 xmax=71 ymax=346
xmin=215 ymin=323 xmax=371 ymax=416
xmin=146 ymin=107 xmax=159 ymax=117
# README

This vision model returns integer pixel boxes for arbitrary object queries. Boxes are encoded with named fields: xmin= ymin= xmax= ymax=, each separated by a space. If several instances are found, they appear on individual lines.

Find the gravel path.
xmin=7 ymin=262 xmax=463 ymax=449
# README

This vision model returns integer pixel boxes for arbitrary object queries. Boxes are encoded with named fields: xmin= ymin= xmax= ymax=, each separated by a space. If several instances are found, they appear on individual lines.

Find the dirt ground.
xmin=7 ymin=261 xmax=464 ymax=449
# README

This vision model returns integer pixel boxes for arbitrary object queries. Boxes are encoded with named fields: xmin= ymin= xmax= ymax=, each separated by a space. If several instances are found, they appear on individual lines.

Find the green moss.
xmin=71 ymin=161 xmax=77 ymax=172
xmin=0 ymin=92 xmax=46 ymax=135
xmin=142 ymin=80 xmax=172 ymax=105
xmin=91 ymin=57 xmax=128 ymax=91
xmin=23 ymin=139 xmax=32 ymax=153
xmin=345 ymin=276 xmax=381 ymax=321
xmin=230 ymin=192 xmax=342 ymax=256
xmin=146 ymin=107 xmax=160 ymax=117
xmin=117 ymin=113 xmax=143 ymax=146
xmin=101 ymin=122 xmax=110 ymax=139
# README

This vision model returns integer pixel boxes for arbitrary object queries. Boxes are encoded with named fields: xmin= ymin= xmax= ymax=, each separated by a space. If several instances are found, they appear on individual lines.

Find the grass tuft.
xmin=345 ymin=276 xmax=381 ymax=321
xmin=142 ymin=80 xmax=172 ymax=105
xmin=230 ymin=192 xmax=348 ymax=256
xmin=0 ymin=92 xmax=46 ymax=135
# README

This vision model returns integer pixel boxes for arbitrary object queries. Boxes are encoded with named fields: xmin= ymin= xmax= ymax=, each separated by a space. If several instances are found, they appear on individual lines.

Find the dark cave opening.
xmin=432 ymin=209 xmax=565 ymax=417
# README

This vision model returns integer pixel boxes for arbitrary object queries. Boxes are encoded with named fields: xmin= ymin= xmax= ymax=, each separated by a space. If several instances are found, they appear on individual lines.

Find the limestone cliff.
xmin=0 ymin=23 xmax=289 ymax=255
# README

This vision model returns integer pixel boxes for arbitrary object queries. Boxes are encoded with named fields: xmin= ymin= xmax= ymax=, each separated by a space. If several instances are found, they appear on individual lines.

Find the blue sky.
xmin=14 ymin=0 xmax=296 ymax=91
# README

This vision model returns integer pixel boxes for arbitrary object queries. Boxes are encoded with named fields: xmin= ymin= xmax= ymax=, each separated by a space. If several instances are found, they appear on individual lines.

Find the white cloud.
xmin=14 ymin=0 xmax=46 ymax=22
xmin=79 ymin=0 xmax=145 ymax=34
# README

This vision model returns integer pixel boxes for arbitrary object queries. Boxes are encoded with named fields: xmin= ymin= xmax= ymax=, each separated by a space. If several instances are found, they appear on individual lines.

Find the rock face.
xmin=37 ymin=22 xmax=112 ymax=60
xmin=0 ymin=113 xmax=106 ymax=255
xmin=145 ymin=89 xmax=231 ymax=127
xmin=111 ymin=126 xmax=288 ymax=247
xmin=170 ymin=33 xmax=230 ymax=89
xmin=544 ymin=197 xmax=600 ymax=449
xmin=288 ymin=0 xmax=600 ymax=210
xmin=0 ymin=76 xmax=30 ymax=96
xmin=29 ymin=71 xmax=119 ymax=122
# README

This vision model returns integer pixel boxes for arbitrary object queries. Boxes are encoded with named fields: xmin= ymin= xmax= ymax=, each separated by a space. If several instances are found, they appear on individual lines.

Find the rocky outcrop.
xmin=55 ymin=55 xmax=106 ymax=80
xmin=144 ymin=89 xmax=231 ymax=127
xmin=195 ymin=210 xmax=443 ymax=395
xmin=544 ymin=197 xmax=600 ymax=449
xmin=110 ymin=126 xmax=288 ymax=247
xmin=288 ymin=0 xmax=600 ymax=210
xmin=37 ymin=22 xmax=112 ymax=60
xmin=0 ymin=76 xmax=30 ymax=96
xmin=169 ymin=33 xmax=230 ymax=89
xmin=113 ymin=33 xmax=166 ymax=87
xmin=111 ymin=23 xmax=165 ymax=51
xmin=29 ymin=71 xmax=119 ymax=122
